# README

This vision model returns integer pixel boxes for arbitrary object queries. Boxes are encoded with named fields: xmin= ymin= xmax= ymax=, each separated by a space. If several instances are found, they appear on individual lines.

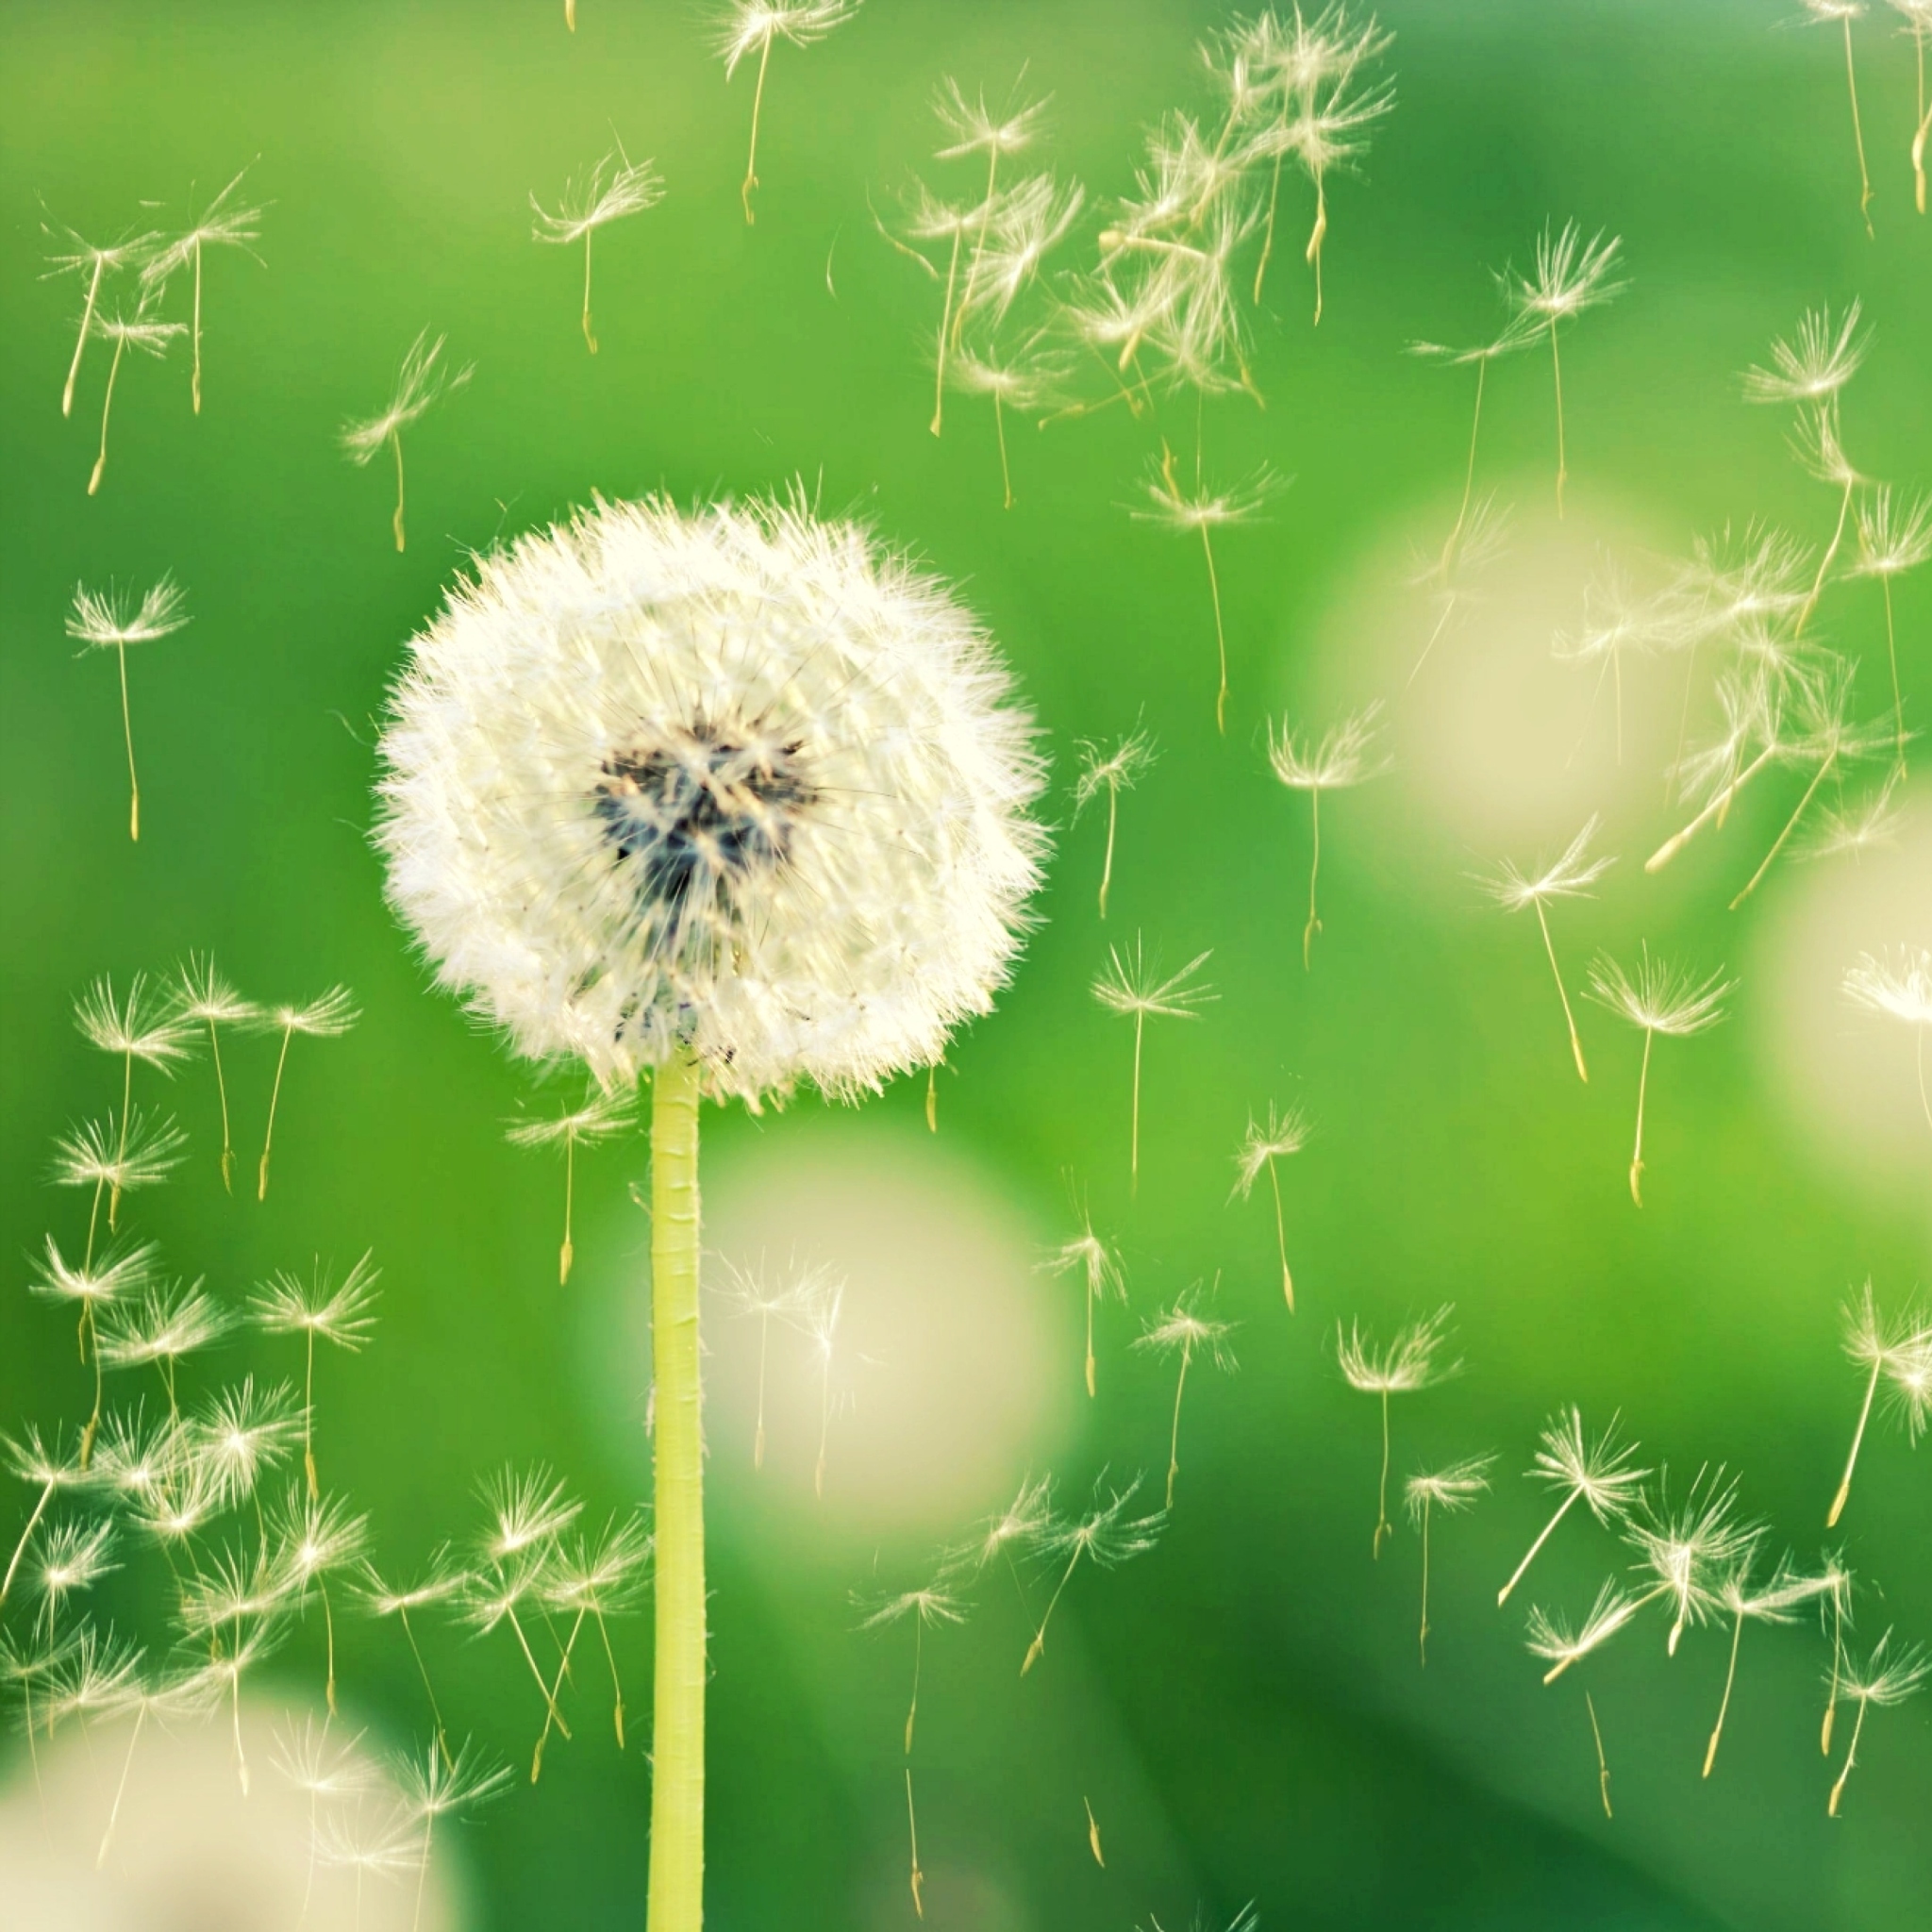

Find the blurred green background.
xmin=5 ymin=0 xmax=1932 ymax=1926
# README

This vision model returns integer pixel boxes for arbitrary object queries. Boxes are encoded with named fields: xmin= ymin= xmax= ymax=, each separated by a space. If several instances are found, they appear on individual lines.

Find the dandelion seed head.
xmin=1336 ymin=1307 xmax=1457 ymax=1395
xmin=250 ymin=1252 xmax=381 ymax=1349
xmin=505 ymin=1087 xmax=636 ymax=1149
xmin=29 ymin=1236 xmax=156 ymax=1312
xmin=1501 ymin=221 xmax=1625 ymax=325
xmin=96 ymin=1278 xmax=234 ymax=1372
xmin=190 ymin=1376 xmax=304 ymax=1508
xmin=1267 ymin=701 xmax=1388 ymax=791
xmin=1038 ymin=1474 xmax=1164 ymax=1567
xmin=1742 ymin=299 xmax=1869 ymax=406
xmin=860 ymin=1580 xmax=969 ymax=1631
xmin=1404 ymin=1453 xmax=1495 ymax=1521
xmin=1845 ymin=947 xmax=1932 ymax=1027
xmin=958 ymin=1473 xmax=1055 ymax=1571
xmin=1091 ymin=940 xmax=1215 ymax=1022
xmin=356 ymin=1547 xmax=469 ymax=1617
xmin=1837 ymin=1628 xmax=1931 ymax=1707
xmin=271 ymin=1711 xmax=375 ymax=1801
xmin=1854 ymin=487 xmax=1932 ymax=580
xmin=1231 ymin=1103 xmax=1311 ymax=1196
xmin=1527 ymin=1407 xmax=1650 ymax=1524
xmin=478 ymin=1466 xmax=581 ymax=1562
xmin=1133 ymin=1285 xmax=1238 ymax=1370
xmin=1524 ymin=1578 xmax=1643 ymax=1669
xmin=49 ymin=1108 xmax=187 ymax=1195
xmin=532 ymin=150 xmax=665 ymax=245
xmin=341 ymin=331 xmax=471 ymax=462
xmin=1041 ymin=1224 xmax=1124 ymax=1302
xmin=66 ymin=577 xmax=191 ymax=653
xmin=1133 ymin=459 xmax=1286 ymax=532
xmin=1585 ymin=945 xmax=1734 ymax=1038
xmin=1803 ymin=775 xmax=1903 ymax=860
xmin=714 ymin=0 xmax=860 ymax=75
xmin=92 ymin=299 xmax=185 ymax=357
xmin=1073 ymin=728 xmax=1157 ymax=814
xmin=73 ymin=972 xmax=196 ymax=1070
xmin=541 ymin=1514 xmax=652 ymax=1615
xmin=1625 ymin=1466 xmax=1759 ymax=1638
xmin=395 ymin=1735 xmax=514 ymax=1822
xmin=1482 ymin=816 xmax=1614 ymax=910
xmin=139 ymin=168 xmax=265 ymax=287
xmin=175 ymin=952 xmax=260 ymax=1026
xmin=932 ymin=76 xmax=1051 ymax=160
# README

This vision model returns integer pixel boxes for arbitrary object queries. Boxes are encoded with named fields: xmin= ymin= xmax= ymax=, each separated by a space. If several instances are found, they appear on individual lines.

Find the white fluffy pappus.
xmin=375 ymin=491 xmax=1048 ymax=1104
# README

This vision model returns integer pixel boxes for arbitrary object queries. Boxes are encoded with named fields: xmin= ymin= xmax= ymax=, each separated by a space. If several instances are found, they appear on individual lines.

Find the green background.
xmin=3 ymin=0 xmax=1931 ymax=1926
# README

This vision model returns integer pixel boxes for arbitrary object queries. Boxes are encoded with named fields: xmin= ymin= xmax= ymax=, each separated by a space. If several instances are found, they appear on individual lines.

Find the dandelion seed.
xmin=65 ymin=575 xmax=192 ymax=844
xmin=1702 ymin=1555 xmax=1833 ymax=1776
xmin=1480 ymin=818 xmax=1614 ymax=1082
xmin=84 ymin=298 xmax=183 ymax=495
xmin=507 ymin=1088 xmax=635 ymax=1285
xmin=51 ymin=1110 xmax=186 ymax=1257
xmin=96 ymin=1277 xmax=233 ymax=1418
xmin=271 ymin=1712 xmax=374 ymax=1916
xmin=1851 ymin=486 xmax=1931 ymax=769
xmin=341 ymin=332 xmax=472 ymax=552
xmin=1497 ymin=1407 xmax=1649 ymax=1606
xmin=1823 ymin=1283 xmax=1932 ymax=1527
xmin=1134 ymin=1287 xmax=1237 ymax=1509
xmin=1408 ymin=324 xmax=1537 ymax=561
xmin=1267 ymin=702 xmax=1388 ymax=968
xmin=1845 ymin=947 xmax=1932 ymax=1131
xmin=1041 ymin=1214 xmax=1124 ymax=1399
xmin=718 ymin=1257 xmax=815 ymax=1468
xmin=862 ymin=1577 xmax=967 ymax=1756
xmin=1789 ymin=395 xmax=1867 ymax=639
xmin=1584 ymin=947 xmax=1733 ymax=1206
xmin=140 ymin=167 xmax=264 ymax=416
xmin=1742 ymin=299 xmax=1870 ymax=407
xmin=31 ymin=1235 xmax=159 ymax=1468
xmin=1554 ymin=564 xmax=1683 ymax=766
xmin=531 ymin=1515 xmax=651 ymax=1777
xmin=39 ymin=1623 xmax=145 ymax=1736
xmin=42 ymin=222 xmax=157 ymax=419
xmin=1337 ymin=1309 xmax=1457 ymax=1558
xmin=1092 ymin=940 xmax=1214 ymax=1191
xmin=1585 ymin=1690 xmax=1613 ymax=1816
xmin=531 ymin=146 xmax=665 ymax=355
xmin=714 ymin=0 xmax=860 ymax=224
xmin=357 ymin=1550 xmax=470 ymax=1759
xmin=1817 ymin=1550 xmax=1857 ymax=1753
xmin=1407 ymin=493 xmax=1512 ymax=685
xmin=1803 ymin=772 xmax=1903 ymax=859
xmin=255 ymin=987 xmax=358 ymax=1200
xmin=945 ymin=337 xmax=1064 ymax=508
xmin=956 ymin=1473 xmax=1055 ymax=1576
xmin=1073 ymin=728 xmax=1157 ymax=923
xmin=1804 ymin=0 xmax=1878 ymax=231
xmin=251 ymin=1252 xmax=378 ymax=1496
xmin=935 ymin=77 xmax=1051 ymax=338
xmin=393 ymin=1736 xmax=511 ymax=1932
xmin=956 ymin=174 xmax=1082 ymax=341
xmin=1404 ymin=1454 xmax=1493 ymax=1665
xmin=796 ymin=1265 xmax=847 ymax=1499
xmin=1625 ymin=1466 xmax=1759 ymax=1657
xmin=75 ymin=972 xmax=197 ymax=1232
xmin=1498 ymin=222 xmax=1625 ymax=516
xmin=1084 ymin=1793 xmax=1105 ymax=1865
xmin=1133 ymin=457 xmax=1285 ymax=732
xmin=1021 ymin=1475 xmax=1163 ymax=1675
xmin=171 ymin=953 xmax=261 ymax=1191
xmin=1526 ymin=1578 xmax=1657 ymax=1684
xmin=1648 ymin=670 xmax=1788 ymax=871
xmin=191 ymin=1374 xmax=304 ymax=1513
xmin=1276 ymin=55 xmax=1393 ymax=325
xmin=316 ymin=1800 xmax=425 ymax=1921
xmin=1827 ymin=1629 xmax=1928 ymax=1814
xmin=272 ymin=1486 xmax=371 ymax=1716
xmin=0 ymin=1427 xmax=92 ymax=1608
xmin=1230 ymin=1104 xmax=1310 ymax=1310
xmin=460 ymin=1556 xmax=575 ymax=1760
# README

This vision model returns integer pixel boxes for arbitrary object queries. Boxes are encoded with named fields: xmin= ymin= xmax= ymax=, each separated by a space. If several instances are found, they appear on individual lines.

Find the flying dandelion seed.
xmin=530 ymin=146 xmax=665 ymax=354
xmin=507 ymin=1087 xmax=635 ymax=1285
xmin=1073 ymin=728 xmax=1156 ymax=922
xmin=0 ymin=1427 xmax=92 ymax=1609
xmin=1851 ymin=485 xmax=1931 ymax=769
xmin=1041 ymin=1213 xmax=1124 ymax=1399
xmin=1742 ymin=300 xmax=1869 ymax=408
xmin=1701 ymin=1555 xmax=1833 ymax=1777
xmin=462 ymin=1480 xmax=581 ymax=1769
xmin=42 ymin=221 xmax=157 ymax=419
xmin=954 ymin=1472 xmax=1055 ymax=1581
xmin=1091 ymin=939 xmax=1214 ymax=1191
xmin=1553 ymin=562 xmax=1682 ymax=767
xmin=1275 ymin=37 xmax=1393 ymax=325
xmin=1823 ymin=1282 xmax=1932 ymax=1527
xmin=1084 ymin=1793 xmax=1106 ymax=1865
xmin=1230 ymin=1104 xmax=1310 ymax=1310
xmin=357 ymin=1550 xmax=469 ymax=1760
xmin=97 ymin=1279 xmax=234 ymax=1422
xmin=1133 ymin=456 xmax=1285 ymax=733
xmin=341 ymin=331 xmax=472 ymax=553
xmin=1267 ymin=701 xmax=1387 ymax=969
xmin=271 ymin=1713 xmax=376 ymax=1922
xmin=714 ymin=1 xmax=861 ymax=225
xmin=175 ymin=953 xmax=261 ymax=1191
xmin=795 ymin=1265 xmax=847 ymax=1499
xmin=1900 ymin=0 xmax=1932 ymax=208
xmin=945 ymin=339 xmax=1064 ymax=508
xmin=1407 ymin=321 xmax=1535 ymax=563
xmin=1625 ymin=1465 xmax=1759 ymax=1657
xmin=393 ymin=1737 xmax=512 ymax=1932
xmin=84 ymin=297 xmax=183 ymax=495
xmin=1498 ymin=222 xmax=1625 ymax=516
xmin=249 ymin=1251 xmax=379 ymax=1497
xmin=1827 ymin=1629 xmax=1928 ymax=1814
xmin=1584 ymin=947 xmax=1733 ymax=1206
xmin=1804 ymin=0 xmax=1878 ymax=231
xmin=268 ymin=1485 xmax=370 ymax=1716
xmin=1337 ymin=1309 xmax=1457 ymax=1558
xmin=191 ymin=1374 xmax=304 ymax=1513
xmin=29 ymin=1239 xmax=156 ymax=1464
xmin=1497 ymin=1407 xmax=1649 ymax=1606
xmin=139 ymin=166 xmax=264 ymax=416
xmin=74 ymin=972 xmax=197 ymax=1233
xmin=1585 ymin=1690 xmax=1613 ymax=1817
xmin=1407 ymin=492 xmax=1512 ymax=686
xmin=1404 ymin=1454 xmax=1493 ymax=1665
xmin=1802 ymin=771 xmax=1903 ymax=860
xmin=1648 ymin=670 xmax=1788 ymax=872
xmin=64 ymin=577 xmax=191 ymax=843
xmin=717 ymin=1257 xmax=815 ymax=1468
xmin=1479 ymin=818 xmax=1614 ymax=1083
xmin=255 ymin=987 xmax=358 ymax=1201
xmin=1526 ymin=1577 xmax=1656 ymax=1684
xmin=1845 ymin=946 xmax=1932 ymax=1130
xmin=861 ymin=1577 xmax=967 ymax=1756
xmin=534 ymin=1514 xmax=651 ymax=1775
xmin=1021 ymin=1475 xmax=1163 ymax=1676
xmin=1787 ymin=396 xmax=1867 ymax=640
xmin=1134 ymin=1286 xmax=1237 ymax=1509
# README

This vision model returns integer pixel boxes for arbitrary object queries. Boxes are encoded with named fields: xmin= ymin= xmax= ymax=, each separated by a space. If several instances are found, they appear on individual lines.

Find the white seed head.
xmin=1404 ymin=1453 xmax=1495 ymax=1522
xmin=1481 ymin=816 xmax=1614 ymax=911
xmin=1845 ymin=947 xmax=1932 ymax=1027
xmin=1336 ymin=1307 xmax=1457 ymax=1395
xmin=1268 ymin=702 xmax=1388 ymax=791
xmin=1526 ymin=1407 xmax=1650 ymax=1524
xmin=1585 ymin=945 xmax=1734 ymax=1038
xmin=1231 ymin=1102 xmax=1311 ymax=1197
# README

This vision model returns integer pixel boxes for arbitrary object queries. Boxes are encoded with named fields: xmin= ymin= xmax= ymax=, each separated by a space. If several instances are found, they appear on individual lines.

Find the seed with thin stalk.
xmin=75 ymin=973 xmax=198 ymax=1235
xmin=1845 ymin=947 xmax=1932 ymax=1132
xmin=1803 ymin=0 xmax=1878 ymax=231
xmin=42 ymin=222 xmax=158 ymax=418
xmin=1407 ymin=493 xmax=1513 ymax=686
xmin=31 ymin=1233 xmax=160 ymax=1467
xmin=1742 ymin=299 xmax=1870 ymax=408
xmin=270 ymin=1484 xmax=372 ymax=1717
xmin=356 ymin=1550 xmax=470 ymax=1759
xmin=1525 ymin=1578 xmax=1658 ymax=1684
xmin=96 ymin=1278 xmax=235 ymax=1420
xmin=139 ymin=167 xmax=265 ymax=416
xmin=1020 ymin=1476 xmax=1163 ymax=1676
xmin=84 ymin=299 xmax=184 ymax=495
xmin=341 ymin=332 xmax=472 ymax=553
xmin=1091 ymin=939 xmax=1215 ymax=1192
xmin=530 ymin=146 xmax=665 ymax=355
xmin=1230 ymin=1104 xmax=1310 ymax=1310
xmin=271 ymin=1714 xmax=376 ymax=1922
xmin=713 ymin=1 xmax=860 ymax=225
xmin=952 ymin=1473 xmax=1056 ymax=1577
xmin=65 ymin=577 xmax=191 ymax=843
xmin=1134 ymin=1286 xmax=1237 ymax=1510
xmin=933 ymin=77 xmax=1052 ymax=354
xmin=256 ymin=986 xmax=359 ymax=1200
xmin=1041 ymin=1215 xmax=1124 ymax=1399
xmin=1407 ymin=321 xmax=1536 ymax=564
xmin=1553 ymin=564 xmax=1685 ymax=767
xmin=1073 ymin=728 xmax=1157 ymax=921
xmin=1823 ymin=1282 xmax=1932 ymax=1527
xmin=1584 ymin=947 xmax=1733 ymax=1207
xmin=1404 ymin=1454 xmax=1493 ymax=1666
xmin=1851 ymin=486 xmax=1931 ymax=770
xmin=1133 ymin=457 xmax=1286 ymax=733
xmin=1479 ymin=818 xmax=1614 ymax=1083
xmin=944 ymin=340 xmax=1063 ymax=509
xmin=249 ymin=1251 xmax=380 ymax=1497
xmin=861 ymin=1577 xmax=967 ymax=1755
xmin=1337 ymin=1308 xmax=1457 ymax=1559
xmin=1827 ymin=1628 xmax=1928 ymax=1815
xmin=0 ymin=1426 xmax=92 ymax=1608
xmin=1497 ymin=222 xmax=1625 ymax=518
xmin=1701 ymin=1555 xmax=1835 ymax=1778
xmin=1803 ymin=773 xmax=1903 ymax=860
xmin=51 ymin=1110 xmax=186 ymax=1263
xmin=393 ymin=1736 xmax=512 ymax=1932
xmin=1788 ymin=396 xmax=1867 ymax=641
xmin=460 ymin=1557 xmax=575 ymax=1764
xmin=507 ymin=1088 xmax=636 ymax=1285
xmin=796 ymin=1265 xmax=847 ymax=1499
xmin=955 ymin=174 xmax=1083 ymax=344
xmin=1268 ymin=701 xmax=1388 ymax=969
xmin=717 ymin=1257 xmax=812 ymax=1468
xmin=190 ymin=1374 xmax=304 ymax=1512
xmin=1274 ymin=58 xmax=1393 ymax=326
xmin=1624 ymin=1466 xmax=1759 ymax=1657
xmin=534 ymin=1514 xmax=652 ymax=1775
xmin=175 ymin=952 xmax=262 ymax=1191
xmin=1497 ymin=1407 xmax=1649 ymax=1607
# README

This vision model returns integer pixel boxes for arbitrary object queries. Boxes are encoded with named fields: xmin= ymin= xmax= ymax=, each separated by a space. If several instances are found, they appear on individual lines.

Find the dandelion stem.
xmin=929 ymin=227 xmax=963 ymax=438
xmin=191 ymin=240 xmax=204 ymax=415
xmin=1305 ymin=175 xmax=1327 ymax=327
xmin=391 ymin=430 xmax=408 ymax=554
xmin=992 ymin=391 xmax=1013 ymax=510
xmin=1022 ymin=1545 xmax=1082 ymax=1675
xmin=1164 ymin=1338 xmax=1192 ymax=1509
xmin=1084 ymin=1284 xmax=1096 ymax=1400
xmin=753 ymin=1309 xmax=770 ymax=1469
xmin=1645 ymin=742 xmax=1780 ymax=871
xmin=1880 ymin=575 xmax=1907 ymax=772
xmin=0 ymin=1483 xmax=56 ymax=1605
xmin=321 ymin=1578 xmax=339 ymax=1716
xmin=1629 ymin=1027 xmax=1654 ymax=1208
xmin=399 ymin=1604 xmax=450 ymax=1763
xmin=1498 ymin=1490 xmax=1580 ymax=1607
xmin=1254 ymin=149 xmax=1285 ymax=305
xmin=741 ymin=34 xmax=773 ymax=225
xmin=1128 ymin=1009 xmax=1145 ymax=1194
xmin=1829 ymin=1357 xmax=1882 ymax=1528
xmin=533 ymin=1606 xmax=587 ymax=1781
xmin=1824 ymin=1591 xmax=1845 ymax=1754
xmin=1199 ymin=524 xmax=1228 ymax=735
xmin=304 ymin=1328 xmax=319 ymax=1499
xmin=89 ymin=330 xmax=126 ymax=496
xmin=1842 ymin=15 xmax=1875 ymax=238
xmin=952 ymin=149 xmax=1001 ymax=348
xmin=1702 ymin=1611 xmax=1746 ymax=1777
xmin=595 ymin=1607 xmax=627 ymax=1747
xmin=1828 ymin=1695 xmax=1868 ymax=1815
xmin=905 ymin=1766 xmax=924 ymax=1919
xmin=647 ymin=1050 xmax=706 ymax=1932
xmin=63 ymin=257 xmax=105 ymax=419
xmin=905 ymin=1614 xmax=923 ymax=1755
xmin=1304 ymin=790 xmax=1323 ymax=972
xmin=1098 ymin=784 xmax=1119 ymax=920
xmin=97 ymin=1703 xmax=146 ymax=1866
xmin=1373 ymin=1389 xmax=1391 ymax=1558
xmin=1265 ymin=1157 xmax=1293 ymax=1311
xmin=205 ymin=1017 xmax=236 ymax=1191
xmin=1586 ymin=1691 xmax=1612 ymax=1817
xmin=258 ymin=1022 xmax=295 ymax=1201
xmin=582 ymin=229 xmax=598 ymax=355
xmin=1797 ymin=477 xmax=1855 ymax=640
xmin=1548 ymin=317 xmax=1567 ymax=517
xmin=1417 ymin=1494 xmax=1433 ymax=1665
xmin=114 ymin=638 xmax=141 ymax=841
xmin=1728 ymin=754 xmax=1835 ymax=910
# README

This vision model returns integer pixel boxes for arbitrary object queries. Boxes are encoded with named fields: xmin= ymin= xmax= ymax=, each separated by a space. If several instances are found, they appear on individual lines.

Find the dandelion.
xmin=97 ymin=1278 xmax=234 ymax=1418
xmin=797 ymin=1265 xmax=846 ymax=1498
xmin=393 ymin=1738 xmax=512 ymax=1932
xmin=191 ymin=1375 xmax=303 ymax=1512
xmin=1337 ymin=1308 xmax=1457 ymax=1557
xmin=1407 ymin=323 xmax=1536 ymax=562
xmin=944 ymin=339 xmax=1063 ymax=508
xmin=861 ymin=1577 xmax=967 ymax=1755
xmin=1526 ymin=1578 xmax=1652 ymax=1684
xmin=531 ymin=146 xmax=665 ymax=354
xmin=1702 ymin=1556 xmax=1834 ymax=1776
xmin=1584 ymin=948 xmax=1734 ymax=1206
xmin=139 ymin=166 xmax=264 ymax=415
xmin=507 ymin=1087 xmax=636 ymax=1285
xmin=895 ymin=183 xmax=978 ymax=438
xmin=341 ymin=331 xmax=473 ymax=552
xmin=42 ymin=222 xmax=157 ymax=418
xmin=718 ymin=1258 xmax=808 ymax=1467
xmin=1479 ymin=818 xmax=1614 ymax=1083
xmin=39 ymin=1623 xmax=144 ymax=1735
xmin=541 ymin=1516 xmax=651 ymax=1754
xmin=1498 ymin=222 xmax=1625 ymax=516
xmin=1277 ymin=55 xmax=1394 ymax=325
xmin=1804 ymin=0 xmax=1877 ymax=231
xmin=1267 ymin=702 xmax=1388 ymax=968
xmin=357 ymin=1550 xmax=469 ymax=1758
xmin=271 ymin=1486 xmax=371 ymax=1715
xmin=956 ymin=175 xmax=1083 ymax=341
xmin=256 ymin=987 xmax=359 ymax=1200
xmin=460 ymin=1558 xmax=574 ymax=1760
xmin=1497 ymin=1407 xmax=1649 ymax=1606
xmin=1134 ymin=1287 xmax=1237 ymax=1509
xmin=271 ymin=1713 xmax=374 ymax=1919
xmin=175 ymin=953 xmax=261 ymax=1191
xmin=1827 ymin=1629 xmax=1928 ymax=1814
xmin=1852 ymin=486 xmax=1931 ymax=768
xmin=75 ymin=970 xmax=197 ymax=1235
xmin=1041 ymin=1214 xmax=1124 ymax=1399
xmin=1626 ymin=1466 xmax=1759 ymax=1657
xmin=1741 ymin=299 xmax=1869 ymax=407
xmin=1404 ymin=1454 xmax=1493 ymax=1664
xmin=1134 ymin=458 xmax=1285 ymax=732
xmin=1021 ymin=1475 xmax=1163 ymax=1675
xmin=1092 ymin=940 xmax=1214 ymax=1191
xmin=1407 ymin=493 xmax=1512 ymax=685
xmin=84 ymin=298 xmax=183 ymax=495
xmin=65 ymin=577 xmax=191 ymax=844
xmin=1553 ymin=564 xmax=1681 ymax=766
xmin=1073 ymin=728 xmax=1156 ymax=922
xmin=51 ymin=1111 xmax=186 ymax=1271
xmin=0 ymin=1427 xmax=92 ymax=1607
xmin=248 ymin=1251 xmax=379 ymax=1496
xmin=1231 ymin=1104 xmax=1310 ymax=1310
xmin=1845 ymin=947 xmax=1932 ymax=1130
xmin=714 ymin=1 xmax=860 ymax=224
xmin=934 ymin=77 xmax=1051 ymax=339
xmin=957 ymin=1473 xmax=1055 ymax=1576
xmin=1824 ymin=1283 xmax=1932 ymax=1527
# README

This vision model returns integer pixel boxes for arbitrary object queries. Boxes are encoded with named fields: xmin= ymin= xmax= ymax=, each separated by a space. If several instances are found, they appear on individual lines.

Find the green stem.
xmin=648 ymin=1053 xmax=705 ymax=1932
